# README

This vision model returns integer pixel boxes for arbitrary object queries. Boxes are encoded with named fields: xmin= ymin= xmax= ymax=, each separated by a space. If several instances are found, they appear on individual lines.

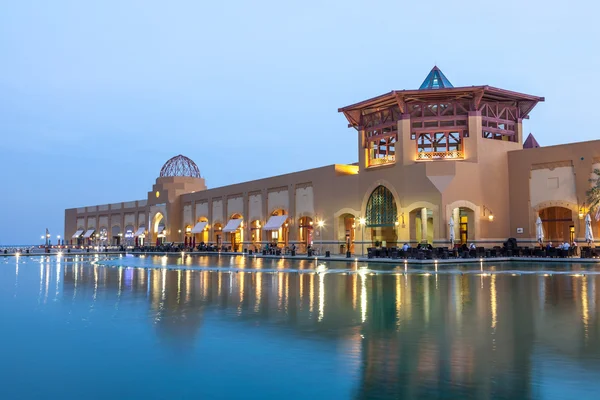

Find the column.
xmin=421 ymin=207 xmax=428 ymax=243
xmin=453 ymin=207 xmax=460 ymax=242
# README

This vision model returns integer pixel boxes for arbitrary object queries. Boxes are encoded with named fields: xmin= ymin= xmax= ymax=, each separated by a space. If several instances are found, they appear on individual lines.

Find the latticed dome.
xmin=159 ymin=155 xmax=201 ymax=178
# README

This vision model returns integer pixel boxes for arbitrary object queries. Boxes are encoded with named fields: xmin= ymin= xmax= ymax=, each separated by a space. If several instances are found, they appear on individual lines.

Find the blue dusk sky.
xmin=1 ymin=0 xmax=598 ymax=245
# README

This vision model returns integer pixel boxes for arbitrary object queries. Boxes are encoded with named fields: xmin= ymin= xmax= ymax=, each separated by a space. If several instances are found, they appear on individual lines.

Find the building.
xmin=64 ymin=67 xmax=600 ymax=252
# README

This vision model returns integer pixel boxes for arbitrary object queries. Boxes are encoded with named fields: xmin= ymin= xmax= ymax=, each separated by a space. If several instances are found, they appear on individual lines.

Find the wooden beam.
xmin=394 ymin=92 xmax=406 ymax=114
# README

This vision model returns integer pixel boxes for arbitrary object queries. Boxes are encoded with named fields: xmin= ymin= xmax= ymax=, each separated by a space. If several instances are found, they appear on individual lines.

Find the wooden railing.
xmin=369 ymin=155 xmax=395 ymax=166
xmin=416 ymin=150 xmax=464 ymax=160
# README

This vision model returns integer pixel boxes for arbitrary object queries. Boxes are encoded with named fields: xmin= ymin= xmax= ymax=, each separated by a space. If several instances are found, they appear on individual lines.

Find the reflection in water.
xmin=6 ymin=255 xmax=600 ymax=399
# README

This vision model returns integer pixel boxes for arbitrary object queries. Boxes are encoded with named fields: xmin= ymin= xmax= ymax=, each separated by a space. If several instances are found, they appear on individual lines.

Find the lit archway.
xmin=298 ymin=216 xmax=314 ymax=252
xmin=194 ymin=216 xmax=209 ymax=246
xmin=450 ymin=207 xmax=475 ymax=245
xmin=214 ymin=223 xmax=223 ymax=248
xmin=250 ymin=220 xmax=262 ymax=251
xmin=227 ymin=213 xmax=243 ymax=252
xmin=337 ymin=214 xmax=355 ymax=254
xmin=365 ymin=186 xmax=398 ymax=247
xmin=152 ymin=212 xmax=166 ymax=245
xmin=268 ymin=209 xmax=289 ymax=248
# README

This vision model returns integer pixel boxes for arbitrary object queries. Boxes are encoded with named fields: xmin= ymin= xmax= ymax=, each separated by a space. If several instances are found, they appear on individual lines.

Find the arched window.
xmin=365 ymin=186 xmax=397 ymax=227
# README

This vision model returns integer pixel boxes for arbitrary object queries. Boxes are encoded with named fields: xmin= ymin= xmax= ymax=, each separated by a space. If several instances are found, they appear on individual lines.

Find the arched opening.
xmin=225 ymin=214 xmax=243 ymax=252
xmin=193 ymin=217 xmax=209 ymax=246
xmin=410 ymin=208 xmax=433 ymax=244
xmin=75 ymin=226 xmax=85 ymax=247
xmin=214 ymin=223 xmax=223 ymax=248
xmin=184 ymin=225 xmax=192 ymax=247
xmin=366 ymin=186 xmax=398 ymax=247
xmin=539 ymin=207 xmax=574 ymax=244
xmin=267 ymin=209 xmax=288 ymax=248
xmin=152 ymin=212 xmax=166 ymax=246
xmin=99 ymin=227 xmax=108 ymax=246
xmin=124 ymin=225 xmax=134 ymax=247
xmin=111 ymin=225 xmax=121 ymax=246
xmin=337 ymin=214 xmax=355 ymax=254
xmin=298 ymin=216 xmax=314 ymax=253
xmin=450 ymin=207 xmax=475 ymax=245
xmin=250 ymin=220 xmax=261 ymax=251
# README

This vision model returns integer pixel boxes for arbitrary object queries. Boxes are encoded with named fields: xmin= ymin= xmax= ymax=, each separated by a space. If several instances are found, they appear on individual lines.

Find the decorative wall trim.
xmin=295 ymin=182 xmax=312 ymax=190
xmin=531 ymin=160 xmax=573 ymax=171
xmin=267 ymin=186 xmax=288 ymax=193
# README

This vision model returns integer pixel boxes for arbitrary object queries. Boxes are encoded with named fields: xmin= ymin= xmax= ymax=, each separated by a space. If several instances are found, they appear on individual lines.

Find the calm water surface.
xmin=1 ymin=254 xmax=600 ymax=399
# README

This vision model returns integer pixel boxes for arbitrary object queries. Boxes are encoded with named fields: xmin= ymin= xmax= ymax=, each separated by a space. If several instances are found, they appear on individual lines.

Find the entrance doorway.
xmin=539 ymin=207 xmax=573 ymax=243
xmin=298 ymin=217 xmax=313 ymax=252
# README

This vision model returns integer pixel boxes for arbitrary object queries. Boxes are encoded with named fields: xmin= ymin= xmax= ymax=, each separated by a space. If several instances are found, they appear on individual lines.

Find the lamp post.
xmin=178 ymin=229 xmax=182 ymax=244
xmin=57 ymin=235 xmax=61 ymax=247
xmin=317 ymin=220 xmax=324 ymax=254
xmin=358 ymin=217 xmax=366 ymax=256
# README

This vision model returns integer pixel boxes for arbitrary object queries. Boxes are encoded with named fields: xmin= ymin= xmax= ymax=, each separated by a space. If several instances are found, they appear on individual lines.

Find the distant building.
xmin=65 ymin=67 xmax=600 ymax=251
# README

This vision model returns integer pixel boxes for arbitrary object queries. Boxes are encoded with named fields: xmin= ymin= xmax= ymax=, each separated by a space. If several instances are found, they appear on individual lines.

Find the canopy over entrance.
xmin=222 ymin=219 xmax=243 ymax=233
xmin=83 ymin=229 xmax=95 ymax=238
xmin=72 ymin=230 xmax=84 ymax=239
xmin=263 ymin=215 xmax=287 ymax=231
xmin=191 ymin=221 xmax=208 ymax=233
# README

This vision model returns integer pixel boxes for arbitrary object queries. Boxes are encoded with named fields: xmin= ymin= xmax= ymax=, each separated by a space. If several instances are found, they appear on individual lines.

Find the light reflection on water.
xmin=2 ymin=254 xmax=600 ymax=399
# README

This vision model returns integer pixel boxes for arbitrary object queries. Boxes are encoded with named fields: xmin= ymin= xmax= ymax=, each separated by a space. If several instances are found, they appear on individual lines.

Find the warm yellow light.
xmin=359 ymin=217 xmax=366 ymax=226
xmin=178 ymin=229 xmax=181 ymax=233
xmin=155 ymin=191 xmax=160 ymax=198
xmin=394 ymin=221 xmax=399 ymax=226
xmin=488 ymin=214 xmax=494 ymax=221
xmin=317 ymin=220 xmax=324 ymax=228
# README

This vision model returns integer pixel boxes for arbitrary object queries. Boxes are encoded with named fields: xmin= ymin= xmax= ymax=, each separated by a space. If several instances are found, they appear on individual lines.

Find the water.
xmin=2 ymin=254 xmax=600 ymax=399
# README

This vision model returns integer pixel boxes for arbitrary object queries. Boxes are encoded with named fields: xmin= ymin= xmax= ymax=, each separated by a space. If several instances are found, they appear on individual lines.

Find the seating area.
xmin=364 ymin=245 xmax=599 ymax=260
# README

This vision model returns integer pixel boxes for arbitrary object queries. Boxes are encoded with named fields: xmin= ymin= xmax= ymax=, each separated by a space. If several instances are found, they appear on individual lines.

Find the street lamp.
xmin=57 ymin=235 xmax=61 ymax=247
xmin=358 ymin=217 xmax=366 ymax=256
xmin=178 ymin=229 xmax=182 ymax=244
xmin=317 ymin=220 xmax=324 ymax=254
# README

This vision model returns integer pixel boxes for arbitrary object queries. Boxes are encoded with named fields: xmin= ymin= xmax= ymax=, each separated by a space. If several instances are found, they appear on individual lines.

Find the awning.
xmin=262 ymin=215 xmax=288 ymax=230
xmin=83 ymin=229 xmax=95 ymax=238
xmin=134 ymin=227 xmax=146 ymax=237
xmin=222 ymin=219 xmax=243 ymax=233
xmin=72 ymin=229 xmax=84 ymax=239
xmin=191 ymin=221 xmax=208 ymax=233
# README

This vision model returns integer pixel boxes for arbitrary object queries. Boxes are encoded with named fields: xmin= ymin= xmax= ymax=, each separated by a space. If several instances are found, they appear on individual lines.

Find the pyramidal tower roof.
xmin=523 ymin=133 xmax=541 ymax=149
xmin=419 ymin=66 xmax=454 ymax=90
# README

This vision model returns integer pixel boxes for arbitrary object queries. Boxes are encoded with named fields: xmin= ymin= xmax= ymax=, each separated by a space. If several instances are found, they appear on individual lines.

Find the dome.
xmin=159 ymin=155 xmax=201 ymax=178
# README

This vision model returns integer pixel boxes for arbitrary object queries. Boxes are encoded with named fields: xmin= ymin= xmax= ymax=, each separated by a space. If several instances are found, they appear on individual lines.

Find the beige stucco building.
xmin=64 ymin=67 xmax=600 ymax=253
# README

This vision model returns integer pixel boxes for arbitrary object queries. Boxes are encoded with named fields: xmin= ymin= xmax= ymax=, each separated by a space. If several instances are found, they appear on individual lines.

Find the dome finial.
xmin=159 ymin=155 xmax=201 ymax=178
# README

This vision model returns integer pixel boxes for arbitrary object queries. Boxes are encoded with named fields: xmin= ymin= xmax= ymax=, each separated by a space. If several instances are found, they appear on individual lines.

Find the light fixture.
xmin=358 ymin=217 xmax=366 ymax=226
xmin=579 ymin=206 xmax=585 ymax=219
xmin=395 ymin=221 xmax=399 ymax=227
xmin=317 ymin=220 xmax=324 ymax=228
xmin=483 ymin=205 xmax=494 ymax=221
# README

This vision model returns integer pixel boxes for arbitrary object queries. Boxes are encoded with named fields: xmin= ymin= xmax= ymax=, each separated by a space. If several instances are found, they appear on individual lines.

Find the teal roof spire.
xmin=419 ymin=66 xmax=453 ymax=90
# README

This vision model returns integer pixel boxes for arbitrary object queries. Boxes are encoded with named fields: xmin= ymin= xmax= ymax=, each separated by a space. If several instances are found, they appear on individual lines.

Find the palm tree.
xmin=588 ymin=168 xmax=600 ymax=220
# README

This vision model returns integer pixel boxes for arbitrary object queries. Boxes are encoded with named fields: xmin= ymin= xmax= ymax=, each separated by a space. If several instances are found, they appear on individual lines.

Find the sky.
xmin=1 ymin=0 xmax=598 ymax=245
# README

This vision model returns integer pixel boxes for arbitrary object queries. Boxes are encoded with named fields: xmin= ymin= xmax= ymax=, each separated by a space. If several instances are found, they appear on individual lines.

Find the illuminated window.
xmin=155 ymin=191 xmax=160 ymax=198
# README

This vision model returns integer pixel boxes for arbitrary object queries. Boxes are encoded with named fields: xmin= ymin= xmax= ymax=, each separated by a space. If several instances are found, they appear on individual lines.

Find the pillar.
xmin=453 ymin=207 xmax=460 ymax=242
xmin=421 ymin=207 xmax=428 ymax=243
